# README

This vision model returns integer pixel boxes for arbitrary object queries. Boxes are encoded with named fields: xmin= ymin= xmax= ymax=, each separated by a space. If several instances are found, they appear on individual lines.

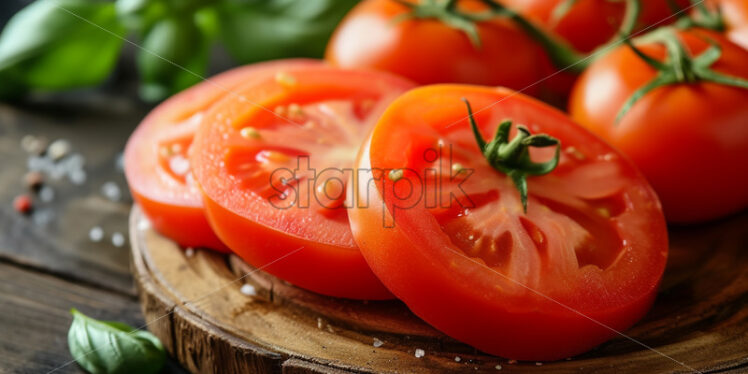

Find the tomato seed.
xmin=275 ymin=71 xmax=297 ymax=87
xmin=240 ymin=127 xmax=261 ymax=139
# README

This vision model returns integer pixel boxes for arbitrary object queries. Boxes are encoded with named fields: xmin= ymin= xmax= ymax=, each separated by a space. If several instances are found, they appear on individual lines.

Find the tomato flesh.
xmin=192 ymin=66 xmax=415 ymax=299
xmin=125 ymin=60 xmax=320 ymax=251
xmin=350 ymin=85 xmax=668 ymax=360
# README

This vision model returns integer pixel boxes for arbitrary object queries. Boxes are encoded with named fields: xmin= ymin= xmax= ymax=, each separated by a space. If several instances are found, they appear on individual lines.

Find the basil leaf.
xmin=136 ymin=16 xmax=209 ymax=102
xmin=0 ymin=0 xmax=125 ymax=92
xmin=68 ymin=308 xmax=166 ymax=374
xmin=115 ymin=0 xmax=168 ymax=35
xmin=217 ymin=0 xmax=359 ymax=63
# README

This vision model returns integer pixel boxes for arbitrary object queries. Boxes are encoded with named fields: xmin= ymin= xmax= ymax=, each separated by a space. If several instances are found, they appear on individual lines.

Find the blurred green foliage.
xmin=0 ymin=0 xmax=359 ymax=101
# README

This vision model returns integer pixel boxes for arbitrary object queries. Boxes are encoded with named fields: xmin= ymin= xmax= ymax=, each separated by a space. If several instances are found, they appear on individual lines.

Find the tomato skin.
xmin=351 ymin=85 xmax=668 ymax=360
xmin=201 ymin=195 xmax=394 ymax=299
xmin=325 ymin=0 xmax=547 ymax=96
xmin=192 ymin=66 xmax=415 ymax=300
xmin=501 ymin=0 xmax=687 ymax=53
xmin=569 ymin=29 xmax=748 ymax=223
xmin=125 ymin=59 xmax=319 ymax=251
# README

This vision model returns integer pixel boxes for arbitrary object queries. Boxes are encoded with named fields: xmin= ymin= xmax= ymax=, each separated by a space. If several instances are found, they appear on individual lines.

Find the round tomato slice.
xmin=125 ymin=59 xmax=320 ymax=251
xmin=191 ymin=66 xmax=415 ymax=299
xmin=349 ymin=85 xmax=668 ymax=360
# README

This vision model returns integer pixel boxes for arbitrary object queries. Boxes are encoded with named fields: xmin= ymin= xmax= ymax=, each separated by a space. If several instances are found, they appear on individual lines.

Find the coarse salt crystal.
xmin=414 ymin=349 xmax=425 ymax=358
xmin=111 ymin=232 xmax=125 ymax=247
xmin=372 ymin=338 xmax=383 ymax=348
xmin=240 ymin=284 xmax=257 ymax=296
xmin=89 ymin=226 xmax=104 ymax=242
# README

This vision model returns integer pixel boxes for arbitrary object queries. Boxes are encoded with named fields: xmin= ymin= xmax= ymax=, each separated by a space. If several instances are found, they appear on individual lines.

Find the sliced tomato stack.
xmin=191 ymin=65 xmax=415 ymax=299
xmin=124 ymin=59 xmax=319 ymax=251
xmin=125 ymin=60 xmax=669 ymax=360
xmin=349 ymin=85 xmax=668 ymax=360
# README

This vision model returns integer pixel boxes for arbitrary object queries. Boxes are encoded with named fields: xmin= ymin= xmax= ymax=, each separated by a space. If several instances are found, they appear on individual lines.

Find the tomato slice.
xmin=191 ymin=66 xmax=415 ymax=299
xmin=125 ymin=59 xmax=320 ymax=251
xmin=349 ymin=85 xmax=668 ymax=359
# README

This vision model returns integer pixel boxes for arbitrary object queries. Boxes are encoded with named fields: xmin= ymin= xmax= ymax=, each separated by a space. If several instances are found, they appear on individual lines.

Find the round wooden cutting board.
xmin=129 ymin=206 xmax=748 ymax=373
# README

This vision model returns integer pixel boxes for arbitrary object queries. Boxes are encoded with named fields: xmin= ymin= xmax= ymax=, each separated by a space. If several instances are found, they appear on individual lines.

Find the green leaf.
xmin=137 ymin=16 xmax=209 ymax=102
xmin=0 ymin=0 xmax=125 ymax=92
xmin=217 ymin=0 xmax=360 ymax=63
xmin=68 ymin=308 xmax=165 ymax=374
xmin=115 ymin=0 xmax=168 ymax=34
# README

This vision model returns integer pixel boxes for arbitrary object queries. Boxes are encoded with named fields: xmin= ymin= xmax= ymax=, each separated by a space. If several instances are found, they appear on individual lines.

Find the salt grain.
xmin=101 ymin=182 xmax=122 ymax=202
xmin=47 ymin=139 xmax=71 ymax=161
xmin=111 ymin=232 xmax=125 ymax=247
xmin=89 ymin=226 xmax=104 ymax=242
xmin=69 ymin=169 xmax=87 ymax=185
xmin=32 ymin=209 xmax=53 ymax=226
xmin=115 ymin=152 xmax=125 ymax=172
xmin=21 ymin=135 xmax=46 ymax=154
xmin=137 ymin=219 xmax=151 ymax=231
xmin=39 ymin=186 xmax=55 ymax=202
xmin=372 ymin=338 xmax=384 ymax=348
xmin=454 ymin=357 xmax=462 ymax=362
xmin=240 ymin=284 xmax=257 ymax=296
xmin=495 ymin=364 xmax=502 ymax=370
xmin=414 ymin=349 xmax=425 ymax=358
xmin=185 ymin=247 xmax=195 ymax=257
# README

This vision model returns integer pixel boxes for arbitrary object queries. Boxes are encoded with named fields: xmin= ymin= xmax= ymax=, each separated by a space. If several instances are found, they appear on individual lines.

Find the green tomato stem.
xmin=463 ymin=98 xmax=560 ymax=212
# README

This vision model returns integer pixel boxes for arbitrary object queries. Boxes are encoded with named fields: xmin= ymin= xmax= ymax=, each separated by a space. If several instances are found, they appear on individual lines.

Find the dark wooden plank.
xmin=0 ymin=262 xmax=189 ymax=374
xmin=0 ymin=261 xmax=140 ymax=373
xmin=0 ymin=96 xmax=149 ymax=295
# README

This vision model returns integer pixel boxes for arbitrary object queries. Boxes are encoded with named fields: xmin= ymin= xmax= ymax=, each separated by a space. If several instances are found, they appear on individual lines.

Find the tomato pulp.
xmin=191 ymin=65 xmax=415 ymax=299
xmin=350 ymin=85 xmax=668 ymax=360
xmin=125 ymin=59 xmax=320 ymax=251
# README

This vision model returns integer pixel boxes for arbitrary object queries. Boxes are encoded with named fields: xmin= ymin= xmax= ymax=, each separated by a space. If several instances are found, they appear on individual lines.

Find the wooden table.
xmin=0 ymin=86 xmax=187 ymax=373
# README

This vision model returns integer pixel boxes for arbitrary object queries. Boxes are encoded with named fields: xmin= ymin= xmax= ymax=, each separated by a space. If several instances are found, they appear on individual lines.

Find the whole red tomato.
xmin=325 ymin=0 xmax=550 ymax=97
xmin=569 ymin=29 xmax=748 ymax=223
xmin=501 ymin=0 xmax=688 ymax=52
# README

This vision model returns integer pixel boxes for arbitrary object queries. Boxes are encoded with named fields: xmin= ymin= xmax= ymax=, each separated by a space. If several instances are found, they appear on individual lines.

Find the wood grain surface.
xmin=131 ymin=206 xmax=748 ymax=374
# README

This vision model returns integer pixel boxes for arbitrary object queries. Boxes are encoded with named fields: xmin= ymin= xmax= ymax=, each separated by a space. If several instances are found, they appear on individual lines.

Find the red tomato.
xmin=569 ymin=29 xmax=748 ymax=223
xmin=191 ymin=65 xmax=415 ymax=299
xmin=349 ymin=85 xmax=667 ymax=360
xmin=125 ymin=59 xmax=319 ymax=251
xmin=501 ymin=0 xmax=687 ymax=52
xmin=325 ymin=0 xmax=548 ymax=97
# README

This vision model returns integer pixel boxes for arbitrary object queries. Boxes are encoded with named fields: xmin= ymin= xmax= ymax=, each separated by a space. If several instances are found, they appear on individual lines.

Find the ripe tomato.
xmin=125 ymin=59 xmax=319 ymax=251
xmin=191 ymin=65 xmax=415 ymax=299
xmin=325 ymin=0 xmax=548 ymax=97
xmin=349 ymin=85 xmax=667 ymax=360
xmin=501 ymin=0 xmax=687 ymax=52
xmin=569 ymin=29 xmax=748 ymax=223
